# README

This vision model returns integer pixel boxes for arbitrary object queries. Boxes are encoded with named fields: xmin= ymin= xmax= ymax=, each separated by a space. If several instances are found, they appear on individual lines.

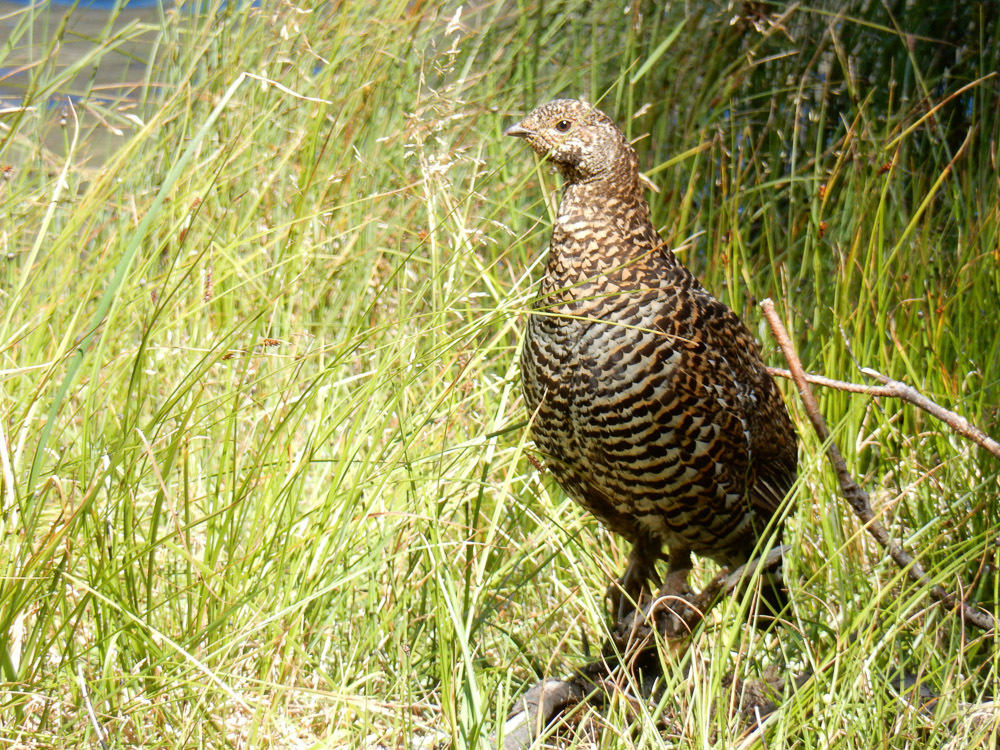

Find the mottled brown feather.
xmin=507 ymin=99 xmax=797 ymax=614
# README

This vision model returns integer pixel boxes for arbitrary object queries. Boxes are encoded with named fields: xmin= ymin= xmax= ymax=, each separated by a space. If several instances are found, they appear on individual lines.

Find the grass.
xmin=0 ymin=0 xmax=998 ymax=747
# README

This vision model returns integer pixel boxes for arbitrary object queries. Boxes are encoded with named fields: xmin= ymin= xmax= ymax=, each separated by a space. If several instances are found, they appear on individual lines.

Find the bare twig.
xmin=765 ymin=366 xmax=1000 ymax=461
xmin=766 ymin=366 xmax=896 ymax=395
xmin=760 ymin=298 xmax=995 ymax=633
xmin=859 ymin=367 xmax=1000 ymax=460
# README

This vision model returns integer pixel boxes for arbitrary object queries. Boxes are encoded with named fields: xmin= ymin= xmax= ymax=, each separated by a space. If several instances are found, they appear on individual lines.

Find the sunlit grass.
xmin=0 ymin=1 xmax=997 ymax=747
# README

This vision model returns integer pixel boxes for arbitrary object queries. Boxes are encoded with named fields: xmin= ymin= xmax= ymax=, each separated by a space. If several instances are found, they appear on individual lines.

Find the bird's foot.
xmin=658 ymin=568 xmax=694 ymax=600
xmin=613 ymin=569 xmax=717 ymax=646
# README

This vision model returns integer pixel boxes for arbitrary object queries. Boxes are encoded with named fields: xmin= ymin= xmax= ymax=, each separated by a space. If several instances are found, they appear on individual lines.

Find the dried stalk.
xmin=760 ymin=298 xmax=994 ymax=632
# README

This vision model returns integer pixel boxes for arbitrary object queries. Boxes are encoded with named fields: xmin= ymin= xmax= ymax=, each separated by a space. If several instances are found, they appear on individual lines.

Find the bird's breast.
xmin=521 ymin=289 xmax=684 ymax=448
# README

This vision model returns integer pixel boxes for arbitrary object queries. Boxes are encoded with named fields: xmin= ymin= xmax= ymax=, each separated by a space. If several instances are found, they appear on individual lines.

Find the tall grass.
xmin=0 ymin=1 xmax=997 ymax=747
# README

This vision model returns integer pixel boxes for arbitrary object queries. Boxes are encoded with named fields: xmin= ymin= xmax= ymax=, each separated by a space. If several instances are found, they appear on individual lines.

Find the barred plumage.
xmin=506 ymin=99 xmax=797 ymax=618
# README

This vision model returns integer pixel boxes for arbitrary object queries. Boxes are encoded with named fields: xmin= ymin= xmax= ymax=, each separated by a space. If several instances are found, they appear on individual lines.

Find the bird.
xmin=505 ymin=99 xmax=797 ymax=624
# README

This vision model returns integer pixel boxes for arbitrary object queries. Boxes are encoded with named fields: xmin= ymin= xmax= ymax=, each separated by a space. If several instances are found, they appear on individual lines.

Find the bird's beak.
xmin=504 ymin=123 xmax=533 ymax=138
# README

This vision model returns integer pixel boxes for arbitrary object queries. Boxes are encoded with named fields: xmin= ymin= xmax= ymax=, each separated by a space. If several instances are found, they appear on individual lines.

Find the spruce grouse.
xmin=506 ymin=99 xmax=797 ymax=620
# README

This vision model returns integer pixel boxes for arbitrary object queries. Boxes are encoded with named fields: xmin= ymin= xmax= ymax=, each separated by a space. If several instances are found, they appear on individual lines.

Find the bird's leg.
xmin=655 ymin=548 xmax=693 ymax=600
xmin=607 ymin=535 xmax=661 ymax=623
xmin=642 ymin=548 xmax=718 ymax=637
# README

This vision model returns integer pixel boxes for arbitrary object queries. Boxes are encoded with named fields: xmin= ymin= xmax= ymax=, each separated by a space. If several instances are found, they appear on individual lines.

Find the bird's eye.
xmin=555 ymin=120 xmax=572 ymax=133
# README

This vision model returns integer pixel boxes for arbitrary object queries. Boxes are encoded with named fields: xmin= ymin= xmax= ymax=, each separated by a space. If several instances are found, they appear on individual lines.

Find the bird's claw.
xmin=613 ymin=588 xmax=705 ymax=646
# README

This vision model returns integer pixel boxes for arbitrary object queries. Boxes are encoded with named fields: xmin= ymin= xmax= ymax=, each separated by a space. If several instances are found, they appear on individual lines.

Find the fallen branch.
xmin=760 ymin=298 xmax=995 ymax=633
xmin=493 ymin=547 xmax=789 ymax=749
xmin=765 ymin=366 xmax=1000 ymax=461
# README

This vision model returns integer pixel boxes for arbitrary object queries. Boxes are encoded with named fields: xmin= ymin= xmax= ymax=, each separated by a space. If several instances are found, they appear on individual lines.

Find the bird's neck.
xmin=558 ymin=144 xmax=641 ymax=189
xmin=556 ymin=144 xmax=648 ymax=234
xmin=542 ymin=168 xmax=669 ymax=294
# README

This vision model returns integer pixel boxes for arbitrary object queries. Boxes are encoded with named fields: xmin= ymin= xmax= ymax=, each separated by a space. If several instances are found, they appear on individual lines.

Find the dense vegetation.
xmin=1 ymin=1 xmax=997 ymax=746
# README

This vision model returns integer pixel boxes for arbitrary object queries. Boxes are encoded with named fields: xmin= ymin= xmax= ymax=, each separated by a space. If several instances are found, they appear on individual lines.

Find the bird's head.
xmin=505 ymin=99 xmax=635 ymax=183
